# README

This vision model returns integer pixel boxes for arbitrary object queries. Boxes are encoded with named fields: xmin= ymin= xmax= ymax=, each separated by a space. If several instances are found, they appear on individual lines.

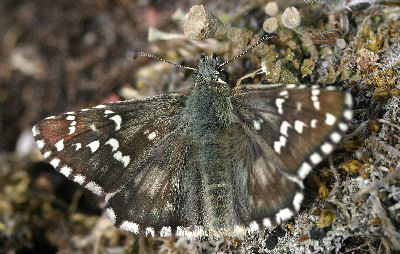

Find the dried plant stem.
xmin=353 ymin=165 xmax=400 ymax=201
xmin=370 ymin=190 xmax=400 ymax=250
xmin=341 ymin=120 xmax=369 ymax=143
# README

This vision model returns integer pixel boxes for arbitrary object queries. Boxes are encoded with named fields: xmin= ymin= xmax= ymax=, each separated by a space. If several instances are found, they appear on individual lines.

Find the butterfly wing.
xmin=32 ymin=93 xmax=187 ymax=196
xmin=104 ymin=135 xmax=206 ymax=238
xmin=230 ymin=84 xmax=352 ymax=227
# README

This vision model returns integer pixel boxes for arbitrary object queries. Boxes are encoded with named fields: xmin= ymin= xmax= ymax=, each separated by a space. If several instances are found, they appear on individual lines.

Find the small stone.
xmin=336 ymin=38 xmax=347 ymax=49
xmin=264 ymin=235 xmax=278 ymax=250
xmin=263 ymin=17 xmax=278 ymax=33
xmin=282 ymin=7 xmax=301 ymax=29
xmin=272 ymin=226 xmax=286 ymax=237
xmin=310 ymin=225 xmax=328 ymax=240
xmin=264 ymin=2 xmax=279 ymax=16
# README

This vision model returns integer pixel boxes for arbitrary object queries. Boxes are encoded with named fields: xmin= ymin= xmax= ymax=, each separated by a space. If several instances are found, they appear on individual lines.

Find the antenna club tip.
xmin=265 ymin=33 xmax=279 ymax=39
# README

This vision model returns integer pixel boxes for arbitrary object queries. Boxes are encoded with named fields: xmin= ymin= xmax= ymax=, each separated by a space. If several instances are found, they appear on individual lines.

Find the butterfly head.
xmin=194 ymin=53 xmax=229 ymax=87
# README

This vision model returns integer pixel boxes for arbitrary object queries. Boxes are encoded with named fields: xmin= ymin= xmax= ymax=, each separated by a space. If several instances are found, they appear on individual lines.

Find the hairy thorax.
xmin=180 ymin=83 xmax=237 ymax=141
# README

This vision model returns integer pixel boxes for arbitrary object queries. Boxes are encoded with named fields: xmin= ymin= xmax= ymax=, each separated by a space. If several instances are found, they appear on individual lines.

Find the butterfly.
xmin=32 ymin=33 xmax=353 ymax=239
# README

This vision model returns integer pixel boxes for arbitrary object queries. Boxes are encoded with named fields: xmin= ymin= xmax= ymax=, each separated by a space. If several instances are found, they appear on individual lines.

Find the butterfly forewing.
xmin=233 ymin=84 xmax=353 ymax=179
xmin=221 ymin=84 xmax=352 ymax=231
xmin=33 ymin=93 xmax=187 ymax=195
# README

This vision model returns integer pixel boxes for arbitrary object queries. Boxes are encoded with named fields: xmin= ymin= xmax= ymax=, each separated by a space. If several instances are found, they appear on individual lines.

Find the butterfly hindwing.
xmin=105 ymin=132 xmax=192 ymax=237
xmin=33 ymin=93 xmax=187 ymax=195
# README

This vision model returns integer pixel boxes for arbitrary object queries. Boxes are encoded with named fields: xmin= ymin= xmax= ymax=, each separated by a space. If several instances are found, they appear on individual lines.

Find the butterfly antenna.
xmin=217 ymin=33 xmax=278 ymax=69
xmin=131 ymin=51 xmax=197 ymax=71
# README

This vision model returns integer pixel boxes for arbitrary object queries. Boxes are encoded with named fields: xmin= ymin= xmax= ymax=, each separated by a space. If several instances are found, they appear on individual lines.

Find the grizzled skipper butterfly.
xmin=33 ymin=33 xmax=352 ymax=238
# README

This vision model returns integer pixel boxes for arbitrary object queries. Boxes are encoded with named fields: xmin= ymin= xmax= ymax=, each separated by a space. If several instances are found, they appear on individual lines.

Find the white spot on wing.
xmin=43 ymin=151 xmax=51 ymax=158
xmin=36 ymin=140 xmax=45 ymax=149
xmin=86 ymin=140 xmax=100 ymax=153
xmin=60 ymin=166 xmax=72 ymax=177
xmin=321 ymin=142 xmax=334 ymax=155
xmin=145 ymin=227 xmax=155 ymax=237
xmin=274 ymin=136 xmax=287 ymax=154
xmin=55 ymin=139 xmax=64 ymax=151
xmin=73 ymin=143 xmax=82 ymax=151
xmin=263 ymin=218 xmax=272 ymax=228
xmin=109 ymin=115 xmax=122 ymax=131
xmin=66 ymin=115 xmax=75 ymax=121
xmin=32 ymin=125 xmax=39 ymax=137
xmin=105 ymin=190 xmax=120 ymax=205
xmin=50 ymin=158 xmax=60 ymax=168
xmin=310 ymin=119 xmax=318 ymax=128
xmin=338 ymin=122 xmax=348 ymax=132
xmin=105 ymin=208 xmax=116 ymax=224
xmin=280 ymin=121 xmax=291 ymax=136
xmin=313 ymin=101 xmax=321 ymax=110
xmin=160 ymin=226 xmax=172 ymax=237
xmin=312 ymin=89 xmax=320 ymax=96
xmin=120 ymin=221 xmax=139 ymax=234
xmin=279 ymin=90 xmax=289 ymax=97
xmin=293 ymin=192 xmax=304 ymax=211
xmin=113 ymin=151 xmax=130 ymax=168
xmin=345 ymin=93 xmax=353 ymax=107
xmin=296 ymin=102 xmax=303 ymax=112
xmin=147 ymin=132 xmax=157 ymax=141
xmin=343 ymin=109 xmax=353 ymax=121
xmin=94 ymin=104 xmax=106 ymax=109
xmin=310 ymin=152 xmax=322 ymax=165
xmin=253 ymin=120 xmax=261 ymax=130
xmin=105 ymin=138 xmax=119 ymax=152
xmin=176 ymin=226 xmax=185 ymax=237
xmin=325 ymin=113 xmax=336 ymax=126
xmin=275 ymin=98 xmax=285 ymax=114
xmin=248 ymin=221 xmax=259 ymax=233
xmin=294 ymin=120 xmax=307 ymax=133
xmin=90 ymin=124 xmax=98 ymax=132
xmin=276 ymin=208 xmax=294 ymax=222
xmin=298 ymin=162 xmax=312 ymax=179
xmin=85 ymin=181 xmax=102 ymax=195
xmin=73 ymin=174 xmax=85 ymax=185
xmin=69 ymin=126 xmax=76 ymax=134
xmin=330 ymin=132 xmax=342 ymax=143
xmin=104 ymin=110 xmax=114 ymax=114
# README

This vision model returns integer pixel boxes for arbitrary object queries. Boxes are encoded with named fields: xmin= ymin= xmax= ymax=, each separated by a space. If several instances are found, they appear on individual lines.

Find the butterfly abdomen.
xmin=200 ymin=140 xmax=237 ymax=235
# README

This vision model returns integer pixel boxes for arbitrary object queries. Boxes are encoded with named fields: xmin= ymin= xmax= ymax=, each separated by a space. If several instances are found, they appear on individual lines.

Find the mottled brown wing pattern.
xmin=231 ymin=83 xmax=352 ymax=229
xmin=32 ymin=93 xmax=187 ymax=196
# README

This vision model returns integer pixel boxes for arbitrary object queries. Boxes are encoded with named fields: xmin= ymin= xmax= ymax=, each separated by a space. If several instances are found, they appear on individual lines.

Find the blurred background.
xmin=1 ymin=0 xmax=399 ymax=253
